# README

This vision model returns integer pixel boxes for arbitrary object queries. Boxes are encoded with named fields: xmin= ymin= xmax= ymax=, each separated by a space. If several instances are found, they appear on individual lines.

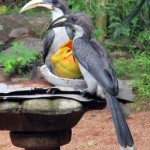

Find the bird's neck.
xmin=52 ymin=8 xmax=64 ymax=21
xmin=74 ymin=25 xmax=90 ymax=42
xmin=51 ymin=8 xmax=69 ymax=44
xmin=75 ymin=33 xmax=90 ymax=40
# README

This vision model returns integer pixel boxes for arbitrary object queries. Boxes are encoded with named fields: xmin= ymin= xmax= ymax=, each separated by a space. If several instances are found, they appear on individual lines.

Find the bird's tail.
xmin=106 ymin=93 xmax=135 ymax=150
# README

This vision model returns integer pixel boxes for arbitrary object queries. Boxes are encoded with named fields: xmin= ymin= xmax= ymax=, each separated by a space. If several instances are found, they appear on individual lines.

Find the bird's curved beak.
xmin=47 ymin=15 xmax=69 ymax=30
xmin=20 ymin=0 xmax=53 ymax=13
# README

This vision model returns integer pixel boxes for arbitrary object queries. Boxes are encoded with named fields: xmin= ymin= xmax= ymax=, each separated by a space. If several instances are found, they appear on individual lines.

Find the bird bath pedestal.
xmin=0 ymin=98 xmax=84 ymax=150
xmin=0 ymin=79 xmax=133 ymax=149
xmin=0 ymin=97 xmax=106 ymax=150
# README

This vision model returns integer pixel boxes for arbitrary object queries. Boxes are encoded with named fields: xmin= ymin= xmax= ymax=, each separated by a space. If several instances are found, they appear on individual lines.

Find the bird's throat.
xmin=73 ymin=25 xmax=84 ymax=40
xmin=73 ymin=25 xmax=90 ymax=41
xmin=50 ymin=27 xmax=70 ymax=56
xmin=52 ymin=8 xmax=64 ymax=21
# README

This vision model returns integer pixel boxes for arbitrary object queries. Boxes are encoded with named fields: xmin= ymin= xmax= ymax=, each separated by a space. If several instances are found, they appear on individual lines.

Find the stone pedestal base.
xmin=10 ymin=130 xmax=71 ymax=150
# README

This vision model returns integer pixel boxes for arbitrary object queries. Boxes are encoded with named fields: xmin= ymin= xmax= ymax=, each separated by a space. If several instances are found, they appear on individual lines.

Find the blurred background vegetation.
xmin=0 ymin=0 xmax=149 ymax=45
xmin=0 ymin=0 xmax=149 ymax=50
xmin=0 ymin=0 xmax=149 ymax=107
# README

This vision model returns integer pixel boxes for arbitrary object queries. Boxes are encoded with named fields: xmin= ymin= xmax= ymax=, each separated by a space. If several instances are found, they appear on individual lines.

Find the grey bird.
xmin=49 ymin=13 xmax=135 ymax=150
xmin=20 ymin=0 xmax=73 ymax=68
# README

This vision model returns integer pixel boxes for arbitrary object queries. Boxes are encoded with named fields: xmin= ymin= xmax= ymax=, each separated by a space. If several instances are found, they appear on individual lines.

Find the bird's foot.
xmin=46 ymin=88 xmax=61 ymax=94
xmin=76 ymin=88 xmax=87 ymax=96
xmin=77 ymin=88 xmax=97 ymax=98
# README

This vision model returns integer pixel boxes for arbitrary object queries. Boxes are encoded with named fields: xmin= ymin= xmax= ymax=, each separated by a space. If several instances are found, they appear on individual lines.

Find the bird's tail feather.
xmin=106 ymin=94 xmax=134 ymax=150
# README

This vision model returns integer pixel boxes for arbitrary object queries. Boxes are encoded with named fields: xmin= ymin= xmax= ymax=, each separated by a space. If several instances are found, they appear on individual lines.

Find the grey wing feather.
xmin=90 ymin=38 xmax=119 ymax=95
xmin=65 ymin=27 xmax=74 ymax=39
xmin=73 ymin=39 xmax=118 ymax=95
xmin=43 ymin=29 xmax=55 ymax=63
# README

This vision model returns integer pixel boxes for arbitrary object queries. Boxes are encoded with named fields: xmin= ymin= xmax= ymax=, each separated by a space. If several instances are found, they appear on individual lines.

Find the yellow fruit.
xmin=50 ymin=40 xmax=82 ymax=79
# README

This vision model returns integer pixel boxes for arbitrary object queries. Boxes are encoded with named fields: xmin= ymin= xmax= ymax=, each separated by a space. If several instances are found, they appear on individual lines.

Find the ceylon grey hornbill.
xmin=49 ymin=13 xmax=135 ymax=150
xmin=20 ymin=0 xmax=73 ymax=65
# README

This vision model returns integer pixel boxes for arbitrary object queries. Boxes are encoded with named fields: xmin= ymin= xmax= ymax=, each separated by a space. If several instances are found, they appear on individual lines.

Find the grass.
xmin=9 ymin=7 xmax=50 ymax=15
xmin=113 ymin=51 xmax=150 ymax=101
xmin=0 ymin=5 xmax=51 ymax=17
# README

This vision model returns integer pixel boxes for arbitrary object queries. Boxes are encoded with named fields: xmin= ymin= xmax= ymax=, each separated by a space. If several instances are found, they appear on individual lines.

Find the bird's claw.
xmin=46 ymin=88 xmax=61 ymax=94
xmin=76 ymin=87 xmax=87 ymax=96
xmin=77 ymin=87 xmax=98 ymax=99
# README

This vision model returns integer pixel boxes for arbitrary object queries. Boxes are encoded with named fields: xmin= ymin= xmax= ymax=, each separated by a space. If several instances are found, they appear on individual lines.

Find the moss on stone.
xmin=22 ymin=99 xmax=83 ymax=115
xmin=0 ymin=101 xmax=21 ymax=113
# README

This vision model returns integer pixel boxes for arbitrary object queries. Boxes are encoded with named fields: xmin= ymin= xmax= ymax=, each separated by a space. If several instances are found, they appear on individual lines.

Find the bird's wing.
xmin=65 ymin=27 xmax=74 ymax=40
xmin=73 ymin=38 xmax=118 ymax=95
xmin=90 ymin=38 xmax=119 ymax=94
xmin=43 ymin=29 xmax=55 ymax=63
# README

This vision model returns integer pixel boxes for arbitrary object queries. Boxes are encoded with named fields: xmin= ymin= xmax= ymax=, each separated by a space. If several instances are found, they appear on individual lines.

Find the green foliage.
xmin=106 ymin=0 xmax=149 ymax=44
xmin=4 ymin=7 xmax=20 ymax=14
xmin=0 ymin=2 xmax=50 ymax=16
xmin=0 ymin=5 xmax=8 ymax=14
xmin=137 ymin=28 xmax=150 ymax=49
xmin=66 ymin=0 xmax=149 ymax=44
xmin=67 ymin=0 xmax=96 ymax=17
xmin=0 ymin=42 xmax=40 ymax=75
xmin=1 ymin=0 xmax=148 ymax=45
xmin=0 ymin=6 xmax=50 ymax=16
xmin=93 ymin=29 xmax=106 ymax=38
xmin=0 ymin=42 xmax=4 ymax=45
xmin=113 ymin=52 xmax=150 ymax=100
xmin=113 ymin=0 xmax=148 ymax=38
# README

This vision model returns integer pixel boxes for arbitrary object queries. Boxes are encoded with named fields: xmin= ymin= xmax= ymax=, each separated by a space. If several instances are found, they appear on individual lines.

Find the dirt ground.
xmin=0 ymin=108 xmax=149 ymax=150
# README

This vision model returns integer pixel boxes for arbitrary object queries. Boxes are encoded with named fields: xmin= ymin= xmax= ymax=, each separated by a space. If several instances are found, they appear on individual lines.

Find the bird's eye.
xmin=52 ymin=0 xmax=58 ymax=4
xmin=71 ymin=16 xmax=77 ymax=22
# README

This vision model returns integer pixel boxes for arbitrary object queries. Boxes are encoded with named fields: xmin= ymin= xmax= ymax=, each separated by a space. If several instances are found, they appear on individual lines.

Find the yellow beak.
xmin=20 ymin=0 xmax=53 ymax=13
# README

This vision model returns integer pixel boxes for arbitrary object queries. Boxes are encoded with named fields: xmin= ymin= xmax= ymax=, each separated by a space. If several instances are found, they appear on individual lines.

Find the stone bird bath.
xmin=0 ymin=81 xmax=106 ymax=150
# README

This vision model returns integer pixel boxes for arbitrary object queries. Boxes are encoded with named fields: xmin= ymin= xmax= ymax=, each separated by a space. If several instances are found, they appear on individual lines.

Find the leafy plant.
xmin=137 ymin=29 xmax=150 ymax=49
xmin=0 ymin=42 xmax=4 ymax=45
xmin=113 ymin=51 xmax=150 ymax=100
xmin=113 ymin=0 xmax=150 ymax=38
xmin=0 ymin=42 xmax=40 ymax=75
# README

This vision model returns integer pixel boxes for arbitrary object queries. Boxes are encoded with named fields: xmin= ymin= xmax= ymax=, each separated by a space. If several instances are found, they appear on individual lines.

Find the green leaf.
xmin=113 ymin=0 xmax=146 ymax=38
xmin=108 ymin=22 xmax=121 ymax=29
xmin=17 ymin=57 xmax=23 ymax=62
xmin=0 ymin=42 xmax=4 ymax=45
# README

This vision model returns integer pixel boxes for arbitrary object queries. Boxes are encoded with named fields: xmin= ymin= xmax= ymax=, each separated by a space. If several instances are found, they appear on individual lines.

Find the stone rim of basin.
xmin=22 ymin=98 xmax=83 ymax=115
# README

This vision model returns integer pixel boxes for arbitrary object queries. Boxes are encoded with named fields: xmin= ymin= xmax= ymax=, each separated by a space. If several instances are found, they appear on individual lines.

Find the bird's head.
xmin=20 ymin=0 xmax=70 ymax=20
xmin=49 ymin=13 xmax=93 ymax=39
